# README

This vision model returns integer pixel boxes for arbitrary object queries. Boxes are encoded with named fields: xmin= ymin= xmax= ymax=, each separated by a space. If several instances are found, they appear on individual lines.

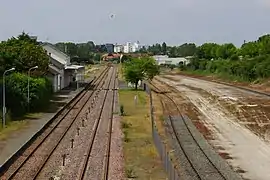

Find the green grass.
xmin=118 ymin=64 xmax=125 ymax=81
xmin=119 ymin=90 xmax=167 ymax=180
xmin=0 ymin=113 xmax=42 ymax=140
xmin=0 ymin=120 xmax=28 ymax=140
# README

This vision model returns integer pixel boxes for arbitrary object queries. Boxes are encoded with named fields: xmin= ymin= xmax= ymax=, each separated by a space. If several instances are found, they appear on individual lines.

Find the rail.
xmin=147 ymin=80 xmax=242 ymax=180
xmin=0 ymin=66 xmax=110 ymax=179
xmin=78 ymin=66 xmax=117 ymax=180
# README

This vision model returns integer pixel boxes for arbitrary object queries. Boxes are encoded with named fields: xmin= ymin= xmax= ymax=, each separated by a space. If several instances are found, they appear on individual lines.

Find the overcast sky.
xmin=0 ymin=0 xmax=270 ymax=46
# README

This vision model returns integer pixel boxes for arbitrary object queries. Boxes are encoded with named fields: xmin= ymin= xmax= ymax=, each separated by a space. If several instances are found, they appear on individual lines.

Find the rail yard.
xmin=150 ymin=74 xmax=270 ymax=180
xmin=1 ymin=65 xmax=270 ymax=180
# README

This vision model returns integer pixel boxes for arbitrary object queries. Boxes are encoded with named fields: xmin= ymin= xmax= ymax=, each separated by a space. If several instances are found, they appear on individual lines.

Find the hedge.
xmin=0 ymin=73 xmax=53 ymax=118
xmin=184 ymin=55 xmax=270 ymax=82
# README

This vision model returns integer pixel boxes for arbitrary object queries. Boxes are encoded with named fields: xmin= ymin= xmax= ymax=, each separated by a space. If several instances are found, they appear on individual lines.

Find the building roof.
xmin=65 ymin=65 xmax=84 ymax=70
xmin=41 ymin=43 xmax=70 ymax=66
xmin=41 ymin=43 xmax=70 ymax=59
xmin=49 ymin=64 xmax=61 ymax=75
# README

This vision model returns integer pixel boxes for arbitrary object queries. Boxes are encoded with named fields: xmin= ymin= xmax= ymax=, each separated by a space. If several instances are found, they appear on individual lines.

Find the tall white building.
xmin=114 ymin=41 xmax=142 ymax=53
xmin=124 ymin=42 xmax=133 ymax=53
xmin=114 ymin=44 xmax=124 ymax=53
xmin=132 ymin=41 xmax=141 ymax=52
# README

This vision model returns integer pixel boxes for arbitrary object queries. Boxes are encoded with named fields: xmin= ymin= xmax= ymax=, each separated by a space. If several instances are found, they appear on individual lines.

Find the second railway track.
xmin=0 ymin=65 xmax=118 ymax=180
xmin=149 ymin=79 xmax=242 ymax=180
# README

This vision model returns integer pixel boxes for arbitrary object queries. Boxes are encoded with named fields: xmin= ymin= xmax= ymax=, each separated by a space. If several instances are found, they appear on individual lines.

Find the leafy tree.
xmin=139 ymin=46 xmax=147 ymax=53
xmin=216 ymin=43 xmax=237 ymax=59
xmin=168 ymin=46 xmax=178 ymax=57
xmin=148 ymin=43 xmax=162 ymax=55
xmin=162 ymin=42 xmax=167 ymax=55
xmin=124 ymin=57 xmax=159 ymax=89
xmin=0 ymin=32 xmax=49 ymax=75
xmin=196 ymin=43 xmax=220 ymax=59
xmin=177 ymin=43 xmax=197 ymax=57
xmin=240 ymin=42 xmax=259 ymax=57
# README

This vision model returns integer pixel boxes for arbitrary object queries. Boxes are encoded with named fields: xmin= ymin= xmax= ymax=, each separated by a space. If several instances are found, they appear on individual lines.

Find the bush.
xmin=0 ymin=73 xmax=53 ymax=117
xmin=183 ymin=55 xmax=270 ymax=82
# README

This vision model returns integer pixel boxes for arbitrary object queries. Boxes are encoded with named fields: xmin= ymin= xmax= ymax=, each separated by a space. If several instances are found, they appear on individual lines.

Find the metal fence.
xmin=145 ymin=83 xmax=180 ymax=180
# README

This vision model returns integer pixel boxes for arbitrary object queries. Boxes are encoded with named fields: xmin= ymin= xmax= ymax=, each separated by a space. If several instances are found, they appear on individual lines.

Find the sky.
xmin=0 ymin=0 xmax=270 ymax=47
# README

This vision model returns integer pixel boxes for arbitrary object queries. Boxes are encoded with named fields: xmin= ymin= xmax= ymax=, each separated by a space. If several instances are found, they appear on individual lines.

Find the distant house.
xmin=102 ymin=53 xmax=121 ymax=61
xmin=153 ymin=55 xmax=190 ymax=66
xmin=42 ymin=43 xmax=85 ymax=92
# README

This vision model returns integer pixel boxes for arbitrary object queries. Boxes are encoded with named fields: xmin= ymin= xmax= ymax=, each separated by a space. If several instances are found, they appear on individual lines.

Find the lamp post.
xmin=2 ymin=67 xmax=15 ymax=128
xmin=28 ymin=66 xmax=38 ymax=112
xmin=75 ymin=69 xmax=79 ymax=90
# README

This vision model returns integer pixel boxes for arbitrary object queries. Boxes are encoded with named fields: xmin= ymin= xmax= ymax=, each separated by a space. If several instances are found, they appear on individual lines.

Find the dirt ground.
xmin=153 ymin=74 xmax=270 ymax=180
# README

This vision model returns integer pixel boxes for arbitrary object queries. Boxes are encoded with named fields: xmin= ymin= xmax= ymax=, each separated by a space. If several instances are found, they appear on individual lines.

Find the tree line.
xmin=180 ymin=34 xmax=270 ymax=82
xmin=144 ymin=34 xmax=270 ymax=82
xmin=54 ymin=42 xmax=106 ymax=64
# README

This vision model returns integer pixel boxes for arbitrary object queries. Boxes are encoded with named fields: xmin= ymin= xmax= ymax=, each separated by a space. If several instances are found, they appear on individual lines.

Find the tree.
xmin=216 ymin=43 xmax=237 ymax=59
xmin=162 ymin=42 xmax=167 ymax=55
xmin=0 ymin=32 xmax=49 ymax=75
xmin=124 ymin=57 xmax=159 ymax=89
xmin=240 ymin=42 xmax=258 ymax=57
xmin=147 ymin=43 xmax=162 ymax=55
xmin=177 ymin=43 xmax=197 ymax=57
xmin=196 ymin=43 xmax=220 ymax=60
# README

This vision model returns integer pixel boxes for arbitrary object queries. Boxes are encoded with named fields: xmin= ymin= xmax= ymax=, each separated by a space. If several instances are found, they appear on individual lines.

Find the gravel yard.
xmin=156 ymin=74 xmax=270 ymax=180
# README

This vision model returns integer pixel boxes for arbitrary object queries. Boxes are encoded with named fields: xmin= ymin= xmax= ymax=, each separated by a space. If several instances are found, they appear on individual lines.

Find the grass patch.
xmin=119 ymin=90 xmax=167 ymax=180
xmin=0 ymin=112 xmax=42 ymax=140
xmin=0 ymin=120 xmax=28 ymax=140
xmin=118 ymin=64 xmax=124 ymax=81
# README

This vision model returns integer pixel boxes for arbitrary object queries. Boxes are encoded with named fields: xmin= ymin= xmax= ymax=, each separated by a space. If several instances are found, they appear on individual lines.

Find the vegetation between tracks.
xmin=119 ymin=90 xmax=167 ymax=179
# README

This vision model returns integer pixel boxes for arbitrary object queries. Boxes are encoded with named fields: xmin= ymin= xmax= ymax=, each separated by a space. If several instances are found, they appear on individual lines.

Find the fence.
xmin=145 ymin=83 xmax=180 ymax=180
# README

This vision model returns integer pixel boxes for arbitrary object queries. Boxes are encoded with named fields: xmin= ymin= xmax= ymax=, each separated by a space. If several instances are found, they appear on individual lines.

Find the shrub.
xmin=0 ymin=73 xmax=53 ymax=117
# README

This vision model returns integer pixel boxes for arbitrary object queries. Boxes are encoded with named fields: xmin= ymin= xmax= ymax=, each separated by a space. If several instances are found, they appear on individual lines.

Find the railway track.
xmin=0 ymin=65 xmax=116 ymax=180
xmin=149 ymin=79 xmax=242 ymax=180
xmin=77 ymin=66 xmax=116 ymax=180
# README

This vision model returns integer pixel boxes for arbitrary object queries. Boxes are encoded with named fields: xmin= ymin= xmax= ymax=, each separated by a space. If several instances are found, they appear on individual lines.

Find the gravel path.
xmin=108 ymin=90 xmax=125 ymax=180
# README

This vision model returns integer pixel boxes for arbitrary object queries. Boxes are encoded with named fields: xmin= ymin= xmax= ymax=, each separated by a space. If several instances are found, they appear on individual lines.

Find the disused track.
xmin=0 ymin=65 xmax=113 ymax=180
xmin=149 ymin=79 xmax=242 ymax=180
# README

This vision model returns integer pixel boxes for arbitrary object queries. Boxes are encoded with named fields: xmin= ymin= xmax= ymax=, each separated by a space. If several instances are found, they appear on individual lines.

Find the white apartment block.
xmin=124 ymin=42 xmax=133 ymax=53
xmin=114 ymin=41 xmax=141 ymax=53
xmin=114 ymin=45 xmax=124 ymax=53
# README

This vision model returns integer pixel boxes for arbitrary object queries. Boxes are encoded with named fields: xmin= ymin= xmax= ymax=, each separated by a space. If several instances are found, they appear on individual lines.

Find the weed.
xmin=159 ymin=115 xmax=165 ymax=121
xmin=121 ymin=121 xmax=131 ymax=129
xmin=120 ymin=104 xmax=125 ymax=116
xmin=123 ymin=129 xmax=130 ymax=142
xmin=125 ymin=167 xmax=137 ymax=178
